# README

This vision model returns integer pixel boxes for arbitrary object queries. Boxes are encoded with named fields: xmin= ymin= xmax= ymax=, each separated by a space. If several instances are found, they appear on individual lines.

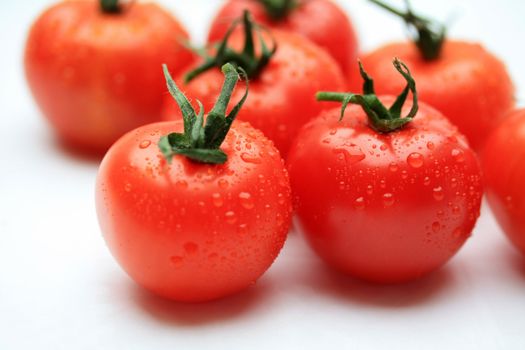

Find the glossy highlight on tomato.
xmin=484 ymin=109 xmax=525 ymax=256
xmin=25 ymin=0 xmax=194 ymax=154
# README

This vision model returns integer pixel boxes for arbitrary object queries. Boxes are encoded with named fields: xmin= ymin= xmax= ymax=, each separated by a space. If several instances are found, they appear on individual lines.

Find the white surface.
xmin=1 ymin=1 xmax=525 ymax=349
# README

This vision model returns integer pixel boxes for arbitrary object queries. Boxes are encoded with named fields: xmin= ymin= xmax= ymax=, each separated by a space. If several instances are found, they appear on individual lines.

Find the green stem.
xmin=158 ymin=63 xmax=249 ymax=165
xmin=184 ymin=10 xmax=277 ymax=83
xmin=316 ymin=58 xmax=418 ymax=133
xmin=100 ymin=0 xmax=121 ymax=13
xmin=369 ymin=0 xmax=446 ymax=61
xmin=258 ymin=0 xmax=298 ymax=21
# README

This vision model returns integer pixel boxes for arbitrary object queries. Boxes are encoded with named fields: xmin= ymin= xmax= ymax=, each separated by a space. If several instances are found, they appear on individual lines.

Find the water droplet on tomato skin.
xmin=333 ymin=147 xmax=366 ymax=165
xmin=139 ymin=140 xmax=151 ymax=149
xmin=175 ymin=180 xmax=188 ymax=189
xmin=389 ymin=162 xmax=399 ymax=172
xmin=382 ymin=193 xmax=395 ymax=207
xmin=184 ymin=242 xmax=199 ymax=255
xmin=218 ymin=179 xmax=229 ymax=189
xmin=354 ymin=197 xmax=365 ymax=210
xmin=225 ymin=211 xmax=237 ymax=224
xmin=427 ymin=141 xmax=435 ymax=150
xmin=241 ymin=152 xmax=262 ymax=164
xmin=432 ymin=221 xmax=441 ymax=233
xmin=423 ymin=176 xmax=431 ymax=186
xmin=451 ymin=148 xmax=465 ymax=163
xmin=212 ymin=193 xmax=223 ymax=207
xmin=170 ymin=256 xmax=184 ymax=268
xmin=239 ymin=192 xmax=254 ymax=209
xmin=433 ymin=186 xmax=445 ymax=201
xmin=407 ymin=152 xmax=424 ymax=168
xmin=124 ymin=182 xmax=132 ymax=192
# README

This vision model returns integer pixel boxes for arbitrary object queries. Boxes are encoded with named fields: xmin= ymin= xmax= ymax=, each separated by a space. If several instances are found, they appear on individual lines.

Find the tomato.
xmin=207 ymin=0 xmax=358 ymax=76
xmin=351 ymin=1 xmax=514 ymax=151
xmin=25 ymin=0 xmax=194 ymax=154
xmin=163 ymin=13 xmax=345 ymax=158
xmin=288 ymin=59 xmax=483 ymax=283
xmin=484 ymin=109 xmax=525 ymax=256
xmin=96 ymin=63 xmax=292 ymax=302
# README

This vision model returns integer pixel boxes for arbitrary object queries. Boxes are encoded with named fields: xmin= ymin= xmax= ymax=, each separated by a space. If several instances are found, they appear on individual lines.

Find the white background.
xmin=1 ymin=1 xmax=525 ymax=349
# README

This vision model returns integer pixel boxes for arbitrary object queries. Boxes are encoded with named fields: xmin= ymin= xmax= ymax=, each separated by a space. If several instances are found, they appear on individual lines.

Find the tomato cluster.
xmin=25 ymin=0 xmax=523 ymax=302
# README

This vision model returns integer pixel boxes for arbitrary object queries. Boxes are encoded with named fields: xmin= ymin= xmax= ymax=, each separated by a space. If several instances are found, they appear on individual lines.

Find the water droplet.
xmin=451 ymin=148 xmax=465 ymax=163
xmin=225 ymin=211 xmax=237 ymax=224
xmin=354 ymin=197 xmax=365 ymax=210
xmin=389 ymin=162 xmax=399 ymax=172
xmin=423 ymin=176 xmax=431 ymax=186
xmin=339 ymin=181 xmax=346 ymax=190
xmin=124 ymin=182 xmax=132 ymax=192
xmin=238 ymin=223 xmax=248 ymax=234
xmin=432 ymin=221 xmax=441 ymax=233
xmin=239 ymin=192 xmax=254 ymax=209
xmin=241 ymin=152 xmax=261 ymax=164
xmin=433 ymin=186 xmax=444 ymax=201
xmin=380 ymin=144 xmax=388 ymax=151
xmin=322 ymin=138 xmax=331 ymax=144
xmin=277 ymin=193 xmax=286 ymax=205
xmin=401 ymin=170 xmax=408 ymax=179
xmin=505 ymin=196 xmax=514 ymax=209
xmin=426 ymin=141 xmax=435 ymax=150
xmin=333 ymin=147 xmax=366 ymax=165
xmin=258 ymin=174 xmax=266 ymax=184
xmin=184 ymin=242 xmax=198 ymax=255
xmin=383 ymin=193 xmax=395 ymax=207
xmin=366 ymin=185 xmax=374 ymax=195
xmin=329 ymin=129 xmax=337 ymax=135
xmin=175 ymin=180 xmax=188 ymax=189
xmin=139 ymin=140 xmax=151 ymax=149
xmin=212 ymin=193 xmax=223 ymax=207
xmin=452 ymin=206 xmax=460 ymax=215
xmin=218 ymin=179 xmax=229 ymax=189
xmin=407 ymin=152 xmax=424 ymax=168
xmin=170 ymin=256 xmax=184 ymax=268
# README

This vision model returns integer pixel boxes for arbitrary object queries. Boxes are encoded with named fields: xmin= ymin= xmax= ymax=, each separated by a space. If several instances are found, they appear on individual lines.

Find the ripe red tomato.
xmin=355 ymin=42 xmax=514 ymax=151
xmin=484 ymin=109 xmax=525 ymax=256
xmin=288 ymin=60 xmax=483 ymax=283
xmin=25 ymin=0 xmax=194 ymax=154
xmin=96 ymin=64 xmax=292 ymax=302
xmin=162 ymin=26 xmax=345 ymax=158
xmin=352 ymin=1 xmax=514 ymax=151
xmin=207 ymin=0 xmax=358 ymax=75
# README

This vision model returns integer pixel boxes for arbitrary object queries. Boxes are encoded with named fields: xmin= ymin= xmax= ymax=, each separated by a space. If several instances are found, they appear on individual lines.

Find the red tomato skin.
xmin=162 ymin=29 xmax=345 ymax=159
xmin=288 ymin=98 xmax=483 ymax=283
xmin=207 ymin=0 xmax=358 ymax=76
xmin=484 ymin=109 xmax=525 ymax=255
xmin=353 ymin=41 xmax=515 ymax=151
xmin=96 ymin=121 xmax=292 ymax=302
xmin=25 ymin=0 xmax=194 ymax=154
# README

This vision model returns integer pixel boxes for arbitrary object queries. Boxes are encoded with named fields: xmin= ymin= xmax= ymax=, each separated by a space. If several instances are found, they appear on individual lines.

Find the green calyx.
xmin=158 ymin=63 xmax=248 ymax=165
xmin=184 ymin=10 xmax=277 ymax=83
xmin=100 ymin=0 xmax=121 ymax=13
xmin=316 ymin=58 xmax=418 ymax=133
xmin=369 ymin=0 xmax=446 ymax=61
xmin=258 ymin=0 xmax=298 ymax=21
